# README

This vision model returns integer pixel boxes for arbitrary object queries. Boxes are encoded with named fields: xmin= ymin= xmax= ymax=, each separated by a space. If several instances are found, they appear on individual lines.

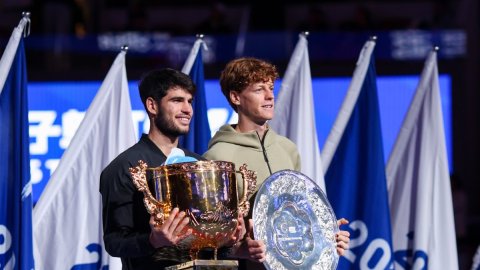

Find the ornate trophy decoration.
xmin=129 ymin=160 xmax=257 ymax=266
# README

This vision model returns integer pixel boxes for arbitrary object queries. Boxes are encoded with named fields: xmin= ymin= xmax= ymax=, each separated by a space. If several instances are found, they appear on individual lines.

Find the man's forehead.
xmin=165 ymin=86 xmax=193 ymax=97
xmin=251 ymin=79 xmax=274 ymax=86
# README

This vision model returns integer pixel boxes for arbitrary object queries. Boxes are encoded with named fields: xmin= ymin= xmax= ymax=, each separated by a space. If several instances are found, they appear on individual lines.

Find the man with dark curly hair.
xmin=100 ymin=68 xmax=265 ymax=269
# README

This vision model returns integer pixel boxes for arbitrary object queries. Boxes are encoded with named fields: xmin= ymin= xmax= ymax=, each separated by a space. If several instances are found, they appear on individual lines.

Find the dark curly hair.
xmin=138 ymin=68 xmax=196 ymax=114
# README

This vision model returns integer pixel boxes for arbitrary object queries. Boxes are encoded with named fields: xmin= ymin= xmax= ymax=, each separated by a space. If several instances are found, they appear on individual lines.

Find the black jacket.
xmin=99 ymin=134 xmax=203 ymax=269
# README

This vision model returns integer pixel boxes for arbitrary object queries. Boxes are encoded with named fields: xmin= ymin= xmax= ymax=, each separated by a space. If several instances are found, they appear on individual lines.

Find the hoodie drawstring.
xmin=256 ymin=130 xmax=273 ymax=176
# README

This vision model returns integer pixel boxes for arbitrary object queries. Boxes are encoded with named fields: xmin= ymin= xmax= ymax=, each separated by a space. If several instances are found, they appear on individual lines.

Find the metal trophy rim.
xmin=252 ymin=169 xmax=339 ymax=270
xmin=146 ymin=160 xmax=237 ymax=174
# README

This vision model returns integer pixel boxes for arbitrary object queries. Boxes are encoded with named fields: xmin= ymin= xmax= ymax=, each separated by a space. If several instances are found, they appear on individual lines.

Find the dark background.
xmin=0 ymin=0 xmax=478 ymax=268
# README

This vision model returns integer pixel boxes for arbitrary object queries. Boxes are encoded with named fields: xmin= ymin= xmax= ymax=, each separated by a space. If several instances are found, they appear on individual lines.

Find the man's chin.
xmin=175 ymin=129 xmax=189 ymax=137
xmin=259 ymin=116 xmax=273 ymax=124
xmin=178 ymin=126 xmax=189 ymax=134
xmin=159 ymin=127 xmax=189 ymax=138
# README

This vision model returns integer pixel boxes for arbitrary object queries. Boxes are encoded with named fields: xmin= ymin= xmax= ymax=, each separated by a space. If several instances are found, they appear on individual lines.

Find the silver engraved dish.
xmin=253 ymin=170 xmax=339 ymax=270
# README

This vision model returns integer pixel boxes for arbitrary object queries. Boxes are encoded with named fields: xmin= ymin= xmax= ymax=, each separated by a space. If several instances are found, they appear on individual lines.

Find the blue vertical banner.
xmin=179 ymin=38 xmax=211 ymax=154
xmin=323 ymin=42 xmax=394 ymax=269
xmin=0 ymin=17 xmax=35 ymax=269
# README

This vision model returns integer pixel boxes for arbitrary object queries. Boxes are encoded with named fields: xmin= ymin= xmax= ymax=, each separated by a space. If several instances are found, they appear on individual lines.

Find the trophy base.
xmin=165 ymin=260 xmax=239 ymax=270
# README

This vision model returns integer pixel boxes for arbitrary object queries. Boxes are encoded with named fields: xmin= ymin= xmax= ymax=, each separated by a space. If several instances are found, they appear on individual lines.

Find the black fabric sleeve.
xmin=100 ymin=160 xmax=156 ymax=258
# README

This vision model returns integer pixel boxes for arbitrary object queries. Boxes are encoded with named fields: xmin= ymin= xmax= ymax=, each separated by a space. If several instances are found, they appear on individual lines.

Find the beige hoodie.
xmin=203 ymin=124 xmax=301 ymax=207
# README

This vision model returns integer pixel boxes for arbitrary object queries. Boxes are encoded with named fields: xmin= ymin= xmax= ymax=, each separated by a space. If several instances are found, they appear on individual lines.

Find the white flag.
xmin=33 ymin=50 xmax=136 ymax=270
xmin=386 ymin=50 xmax=458 ymax=269
xmin=269 ymin=34 xmax=325 ymax=191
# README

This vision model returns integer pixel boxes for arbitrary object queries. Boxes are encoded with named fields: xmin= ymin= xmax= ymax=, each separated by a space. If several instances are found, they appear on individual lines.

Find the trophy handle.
xmin=237 ymin=164 xmax=257 ymax=217
xmin=129 ymin=160 xmax=172 ymax=225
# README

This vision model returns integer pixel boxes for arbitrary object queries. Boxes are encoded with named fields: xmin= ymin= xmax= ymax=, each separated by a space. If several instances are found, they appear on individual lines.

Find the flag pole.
xmin=181 ymin=34 xmax=208 ymax=74
xmin=0 ymin=11 xmax=31 ymax=95
xmin=21 ymin=11 xmax=31 ymax=37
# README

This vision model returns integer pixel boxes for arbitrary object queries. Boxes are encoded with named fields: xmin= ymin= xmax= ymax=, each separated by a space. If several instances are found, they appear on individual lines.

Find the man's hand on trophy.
xmin=336 ymin=218 xmax=351 ymax=256
xmin=232 ymin=219 xmax=266 ymax=263
xmin=225 ymin=214 xmax=247 ymax=247
xmin=148 ymin=207 xmax=192 ymax=248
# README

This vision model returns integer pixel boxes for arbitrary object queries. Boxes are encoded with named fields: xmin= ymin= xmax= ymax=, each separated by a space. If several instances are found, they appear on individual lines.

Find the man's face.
xmin=154 ymin=87 xmax=193 ymax=137
xmin=234 ymin=79 xmax=275 ymax=125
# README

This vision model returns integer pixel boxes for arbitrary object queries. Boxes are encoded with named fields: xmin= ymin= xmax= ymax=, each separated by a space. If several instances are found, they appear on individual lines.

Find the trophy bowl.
xmin=129 ymin=160 xmax=257 ymax=259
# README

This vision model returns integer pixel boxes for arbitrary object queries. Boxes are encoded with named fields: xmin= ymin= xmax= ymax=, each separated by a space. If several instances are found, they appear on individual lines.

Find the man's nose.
xmin=182 ymin=101 xmax=193 ymax=113
xmin=265 ymin=90 xmax=274 ymax=100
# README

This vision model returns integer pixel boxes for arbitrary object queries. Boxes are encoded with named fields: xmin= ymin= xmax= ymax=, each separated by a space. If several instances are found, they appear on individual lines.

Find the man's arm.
xmin=101 ymin=166 xmax=156 ymax=257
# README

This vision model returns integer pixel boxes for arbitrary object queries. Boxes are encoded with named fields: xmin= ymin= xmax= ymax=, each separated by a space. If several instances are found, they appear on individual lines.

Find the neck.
xmin=148 ymin=126 xmax=179 ymax=157
xmin=235 ymin=115 xmax=268 ymax=138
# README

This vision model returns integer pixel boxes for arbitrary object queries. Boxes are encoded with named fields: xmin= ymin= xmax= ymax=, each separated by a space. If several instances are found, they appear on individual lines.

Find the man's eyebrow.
xmin=168 ymin=95 xmax=194 ymax=101
xmin=169 ymin=95 xmax=186 ymax=99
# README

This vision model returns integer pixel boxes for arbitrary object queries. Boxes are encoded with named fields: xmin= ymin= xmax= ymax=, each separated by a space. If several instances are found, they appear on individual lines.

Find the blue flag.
xmin=179 ymin=42 xmax=211 ymax=154
xmin=0 ymin=36 xmax=35 ymax=269
xmin=324 ymin=53 xmax=394 ymax=269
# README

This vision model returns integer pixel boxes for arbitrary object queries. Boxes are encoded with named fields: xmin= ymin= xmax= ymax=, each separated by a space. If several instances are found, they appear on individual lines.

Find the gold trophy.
xmin=129 ymin=160 xmax=257 ymax=270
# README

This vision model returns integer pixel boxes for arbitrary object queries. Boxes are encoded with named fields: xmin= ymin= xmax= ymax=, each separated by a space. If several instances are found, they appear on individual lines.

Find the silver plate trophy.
xmin=253 ymin=170 xmax=339 ymax=270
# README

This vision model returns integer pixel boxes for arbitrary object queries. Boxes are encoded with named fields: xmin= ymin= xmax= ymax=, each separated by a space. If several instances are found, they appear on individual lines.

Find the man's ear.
xmin=230 ymin=91 xmax=241 ymax=106
xmin=145 ymin=97 xmax=158 ymax=117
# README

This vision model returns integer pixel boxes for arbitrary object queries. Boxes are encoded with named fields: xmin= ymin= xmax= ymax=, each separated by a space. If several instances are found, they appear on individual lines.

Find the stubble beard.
xmin=154 ymin=112 xmax=189 ymax=138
